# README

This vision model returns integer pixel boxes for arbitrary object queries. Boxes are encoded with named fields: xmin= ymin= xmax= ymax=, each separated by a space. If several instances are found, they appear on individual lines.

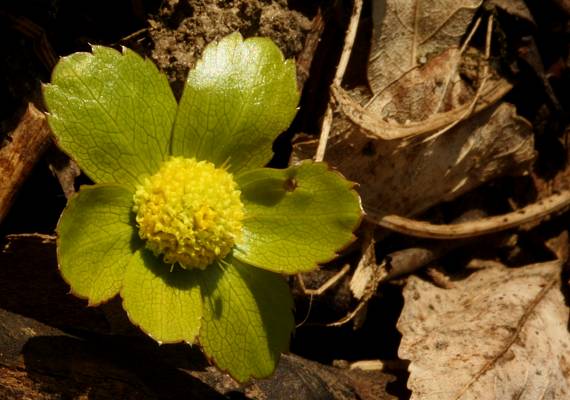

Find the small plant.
xmin=43 ymin=32 xmax=361 ymax=382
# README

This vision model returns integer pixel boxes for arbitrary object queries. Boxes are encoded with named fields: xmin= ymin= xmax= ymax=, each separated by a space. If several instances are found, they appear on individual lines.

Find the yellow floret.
xmin=132 ymin=157 xmax=244 ymax=269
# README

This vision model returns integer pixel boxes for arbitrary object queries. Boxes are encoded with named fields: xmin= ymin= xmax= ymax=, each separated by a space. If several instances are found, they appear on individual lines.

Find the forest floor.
xmin=1 ymin=0 xmax=569 ymax=399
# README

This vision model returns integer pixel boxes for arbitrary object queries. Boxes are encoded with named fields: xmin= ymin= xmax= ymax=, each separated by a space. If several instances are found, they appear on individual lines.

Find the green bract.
xmin=44 ymin=32 xmax=362 ymax=382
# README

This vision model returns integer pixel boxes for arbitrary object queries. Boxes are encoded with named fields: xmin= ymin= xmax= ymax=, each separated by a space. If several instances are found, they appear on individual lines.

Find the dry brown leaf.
xmin=293 ymin=3 xmax=534 ymax=221
xmin=368 ymin=0 xmax=481 ymax=95
xmin=332 ymin=73 xmax=511 ymax=141
xmin=397 ymin=260 xmax=570 ymax=399
xmin=294 ymin=102 xmax=534 ymax=219
xmin=367 ymin=48 xmax=472 ymax=124
xmin=350 ymin=228 xmax=380 ymax=300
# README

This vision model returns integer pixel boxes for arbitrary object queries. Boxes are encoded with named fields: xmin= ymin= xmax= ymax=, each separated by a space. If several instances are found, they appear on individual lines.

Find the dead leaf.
xmin=368 ymin=0 xmax=481 ymax=94
xmin=397 ymin=260 xmax=570 ymax=399
xmin=293 ymin=5 xmax=534 ymax=221
xmin=331 ymin=68 xmax=511 ymax=141
xmin=294 ymin=102 xmax=535 ymax=219
xmin=367 ymin=48 xmax=472 ymax=124
xmin=350 ymin=228 xmax=380 ymax=300
xmin=292 ymin=0 xmax=537 ymax=232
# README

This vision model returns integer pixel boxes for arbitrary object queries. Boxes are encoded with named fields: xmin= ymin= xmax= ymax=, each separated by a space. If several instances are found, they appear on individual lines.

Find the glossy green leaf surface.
xmin=171 ymin=32 xmax=299 ymax=173
xmin=235 ymin=161 xmax=362 ymax=273
xmin=121 ymin=249 xmax=202 ymax=344
xmin=44 ymin=46 xmax=177 ymax=189
xmin=199 ymin=257 xmax=293 ymax=382
xmin=57 ymin=184 xmax=140 ymax=305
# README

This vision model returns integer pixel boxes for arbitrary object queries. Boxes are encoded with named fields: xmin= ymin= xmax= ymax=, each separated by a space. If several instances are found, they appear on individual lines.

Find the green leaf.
xmin=235 ymin=161 xmax=362 ymax=274
xmin=44 ymin=46 xmax=177 ymax=190
xmin=172 ymin=32 xmax=299 ymax=173
xmin=198 ymin=257 xmax=293 ymax=382
xmin=121 ymin=249 xmax=202 ymax=344
xmin=57 ymin=184 xmax=140 ymax=306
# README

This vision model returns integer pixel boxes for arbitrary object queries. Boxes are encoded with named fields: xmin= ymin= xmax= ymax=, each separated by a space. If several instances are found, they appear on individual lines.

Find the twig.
xmin=381 ymin=242 xmax=460 ymax=281
xmin=4 ymin=233 xmax=55 ymax=242
xmin=315 ymin=0 xmax=363 ymax=162
xmin=297 ymin=264 xmax=351 ymax=296
xmin=349 ymin=359 xmax=409 ymax=371
xmin=315 ymin=107 xmax=333 ymax=162
xmin=296 ymin=11 xmax=326 ymax=90
xmin=326 ymin=298 xmax=368 ymax=327
xmin=373 ymin=190 xmax=570 ymax=239
xmin=3 ymin=233 xmax=56 ymax=249
xmin=0 ymin=104 xmax=52 ymax=224
xmin=117 ymin=28 xmax=148 ymax=45
xmin=296 ymin=264 xmax=351 ymax=328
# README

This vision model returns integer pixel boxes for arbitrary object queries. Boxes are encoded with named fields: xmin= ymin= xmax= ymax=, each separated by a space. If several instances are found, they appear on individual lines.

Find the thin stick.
xmin=3 ymin=233 xmax=56 ymax=243
xmin=315 ymin=107 xmax=333 ymax=162
xmin=315 ymin=0 xmax=363 ymax=162
xmin=333 ymin=0 xmax=364 ymax=87
xmin=373 ymin=190 xmax=570 ymax=239
xmin=297 ymin=264 xmax=351 ymax=296
xmin=0 ymin=104 xmax=52 ymax=224
xmin=326 ymin=299 xmax=368 ymax=327
xmin=296 ymin=264 xmax=351 ymax=328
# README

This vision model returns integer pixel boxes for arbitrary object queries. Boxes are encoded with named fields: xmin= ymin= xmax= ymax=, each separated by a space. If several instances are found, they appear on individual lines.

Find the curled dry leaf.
xmin=331 ymin=71 xmax=513 ymax=141
xmin=397 ymin=260 xmax=570 ymax=399
xmin=295 ymin=102 xmax=534 ymax=219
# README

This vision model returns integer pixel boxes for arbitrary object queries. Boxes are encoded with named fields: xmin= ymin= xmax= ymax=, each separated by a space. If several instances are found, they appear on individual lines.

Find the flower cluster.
xmin=132 ymin=157 xmax=245 ymax=269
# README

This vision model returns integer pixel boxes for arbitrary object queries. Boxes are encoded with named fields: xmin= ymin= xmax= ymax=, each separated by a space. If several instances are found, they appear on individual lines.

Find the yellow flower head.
xmin=132 ymin=157 xmax=244 ymax=269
